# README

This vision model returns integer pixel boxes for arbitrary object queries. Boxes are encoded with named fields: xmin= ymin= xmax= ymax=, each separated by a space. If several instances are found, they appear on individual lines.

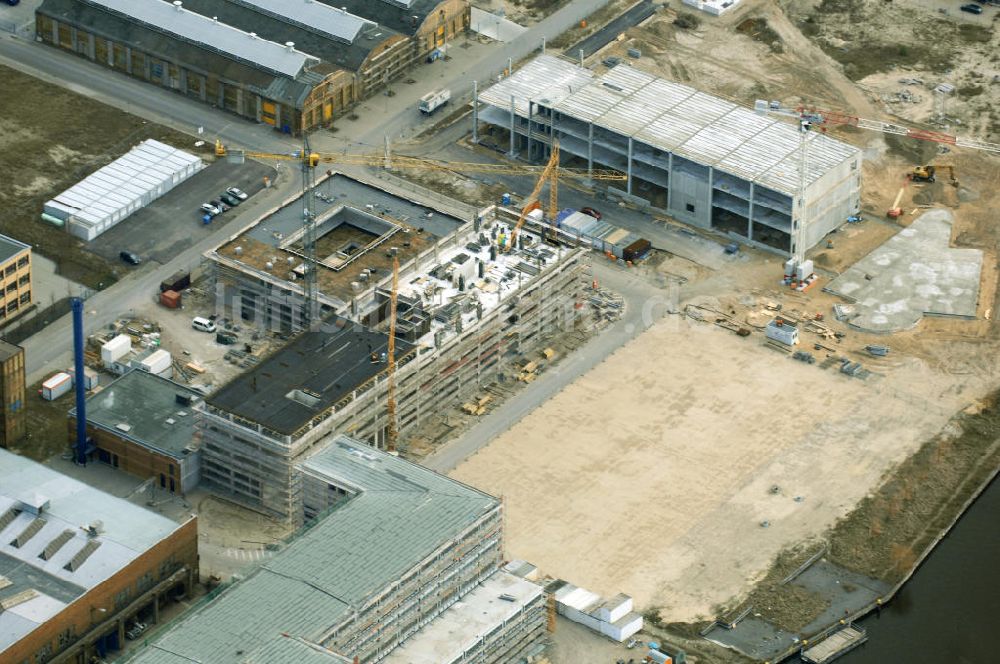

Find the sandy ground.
xmin=450 ymin=312 xmax=986 ymax=621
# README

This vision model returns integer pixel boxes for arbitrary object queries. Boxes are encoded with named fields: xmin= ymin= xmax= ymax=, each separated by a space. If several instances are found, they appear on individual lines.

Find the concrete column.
xmin=70 ymin=26 xmax=78 ymax=52
xmin=117 ymin=619 xmax=125 ymax=645
xmin=199 ymin=75 xmax=206 ymax=101
xmin=51 ymin=20 xmax=57 ymax=45
xmin=275 ymin=103 xmax=283 ymax=131
xmin=508 ymin=94 xmax=516 ymax=157
xmin=626 ymin=137 xmax=633 ymax=196
xmin=748 ymin=182 xmax=755 ymax=240
xmin=707 ymin=166 xmax=715 ymax=228
xmin=236 ymin=88 xmax=244 ymax=116
xmin=218 ymin=81 xmax=225 ymax=108
xmin=472 ymin=80 xmax=478 ymax=143
xmin=124 ymin=46 xmax=131 ymax=74
xmin=526 ymin=99 xmax=533 ymax=162
xmin=666 ymin=152 xmax=674 ymax=211
xmin=587 ymin=123 xmax=593 ymax=179
xmin=87 ymin=33 xmax=95 ymax=60
xmin=179 ymin=68 xmax=188 ymax=94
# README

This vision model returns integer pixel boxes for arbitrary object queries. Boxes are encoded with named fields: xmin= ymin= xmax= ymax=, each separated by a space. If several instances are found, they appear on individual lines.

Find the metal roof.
xmin=481 ymin=55 xmax=862 ymax=196
xmin=0 ymin=234 xmax=29 ymax=264
xmin=74 ymin=371 xmax=201 ymax=460
xmin=231 ymin=0 xmax=374 ymax=44
xmin=127 ymin=436 xmax=499 ymax=664
xmin=0 ymin=449 xmax=185 ymax=651
xmin=82 ymin=0 xmax=318 ymax=78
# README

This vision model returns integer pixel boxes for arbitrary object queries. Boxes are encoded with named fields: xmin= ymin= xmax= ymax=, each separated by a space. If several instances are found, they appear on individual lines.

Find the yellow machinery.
xmin=507 ymin=141 xmax=561 ymax=252
xmin=910 ymin=164 xmax=958 ymax=186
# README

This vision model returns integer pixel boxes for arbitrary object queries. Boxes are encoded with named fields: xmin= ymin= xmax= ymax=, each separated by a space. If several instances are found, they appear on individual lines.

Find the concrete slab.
xmin=470 ymin=8 xmax=527 ymax=43
xmin=824 ymin=209 xmax=982 ymax=334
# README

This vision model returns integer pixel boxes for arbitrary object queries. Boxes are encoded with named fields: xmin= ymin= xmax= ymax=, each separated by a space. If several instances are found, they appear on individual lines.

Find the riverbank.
xmin=648 ymin=388 xmax=1000 ymax=662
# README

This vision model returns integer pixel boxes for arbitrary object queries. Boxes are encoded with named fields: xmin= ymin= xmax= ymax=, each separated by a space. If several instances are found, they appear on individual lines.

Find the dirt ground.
xmin=449 ymin=299 xmax=991 ymax=621
xmin=0 ymin=64 xmax=211 ymax=290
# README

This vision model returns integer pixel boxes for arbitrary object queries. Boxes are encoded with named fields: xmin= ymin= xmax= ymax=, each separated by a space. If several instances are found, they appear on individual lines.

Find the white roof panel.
xmin=232 ymin=0 xmax=373 ymax=44
xmin=480 ymin=56 xmax=862 ymax=195
xmin=84 ymin=0 xmax=318 ymax=77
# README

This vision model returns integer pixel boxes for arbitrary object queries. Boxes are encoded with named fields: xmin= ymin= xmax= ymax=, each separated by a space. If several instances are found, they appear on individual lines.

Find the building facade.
xmin=0 ymin=235 xmax=33 ymax=327
xmin=0 ymin=341 xmax=26 ymax=447
xmin=0 ymin=449 xmax=198 ymax=664
xmin=476 ymin=55 xmax=863 ymax=255
xmin=70 ymin=370 xmax=202 ymax=494
xmin=125 ymin=435 xmax=545 ymax=664
xmin=37 ymin=0 xmax=471 ymax=134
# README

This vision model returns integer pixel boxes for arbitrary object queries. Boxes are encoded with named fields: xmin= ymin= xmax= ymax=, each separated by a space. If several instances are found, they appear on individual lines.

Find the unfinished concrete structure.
xmin=127 ymin=436 xmax=546 ymax=664
xmin=475 ymin=55 xmax=862 ymax=254
xmin=201 ymin=187 xmax=587 ymax=521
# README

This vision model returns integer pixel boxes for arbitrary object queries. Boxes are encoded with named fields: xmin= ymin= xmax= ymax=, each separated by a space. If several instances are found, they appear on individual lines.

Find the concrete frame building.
xmin=0 ymin=449 xmax=198 ymax=664
xmin=126 ymin=436 xmax=546 ymax=664
xmin=70 ymin=370 xmax=203 ymax=494
xmin=0 ymin=341 xmax=26 ymax=448
xmin=0 ymin=235 xmax=33 ymax=327
xmin=201 ymin=187 xmax=586 ymax=522
xmin=475 ymin=55 xmax=863 ymax=255
xmin=37 ymin=0 xmax=470 ymax=133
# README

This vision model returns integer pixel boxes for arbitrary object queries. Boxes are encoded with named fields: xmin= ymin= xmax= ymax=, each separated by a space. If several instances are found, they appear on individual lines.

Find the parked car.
xmin=210 ymin=199 xmax=229 ymax=212
xmin=125 ymin=621 xmax=147 ymax=640
xmin=119 ymin=250 xmax=141 ymax=265
xmin=220 ymin=192 xmax=240 ymax=207
xmin=579 ymin=206 xmax=602 ymax=220
xmin=226 ymin=187 xmax=248 ymax=200
xmin=960 ymin=3 xmax=984 ymax=13
xmin=192 ymin=316 xmax=217 ymax=333
xmin=200 ymin=202 xmax=221 ymax=217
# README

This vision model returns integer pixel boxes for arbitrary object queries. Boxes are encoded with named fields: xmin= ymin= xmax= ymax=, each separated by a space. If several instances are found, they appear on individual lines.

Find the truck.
xmin=419 ymin=89 xmax=450 ymax=115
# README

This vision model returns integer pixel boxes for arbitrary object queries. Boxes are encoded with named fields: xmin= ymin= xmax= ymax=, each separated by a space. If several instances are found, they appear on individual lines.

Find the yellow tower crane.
xmin=507 ymin=140 xmax=561 ymax=252
xmin=386 ymin=255 xmax=400 ymax=454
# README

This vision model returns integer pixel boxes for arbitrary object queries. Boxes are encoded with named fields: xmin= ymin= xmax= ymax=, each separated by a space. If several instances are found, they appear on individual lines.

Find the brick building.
xmin=0 ymin=341 xmax=26 ymax=448
xmin=70 ymin=370 xmax=202 ymax=494
xmin=36 ymin=0 xmax=470 ymax=133
xmin=0 ymin=449 xmax=198 ymax=664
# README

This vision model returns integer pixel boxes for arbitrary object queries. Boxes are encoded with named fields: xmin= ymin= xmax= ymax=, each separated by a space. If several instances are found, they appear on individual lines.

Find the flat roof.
xmin=75 ymin=371 xmax=201 ymax=459
xmin=207 ymin=319 xmax=413 ymax=436
xmin=0 ymin=234 xmax=29 ymax=264
xmin=81 ymin=0 xmax=319 ymax=78
xmin=0 ymin=449 xmax=184 ymax=652
xmin=234 ymin=0 xmax=373 ymax=44
xmin=480 ymin=55 xmax=860 ymax=196
xmin=127 ymin=436 xmax=499 ymax=664
xmin=384 ymin=571 xmax=543 ymax=664
xmin=315 ymin=0 xmax=438 ymax=35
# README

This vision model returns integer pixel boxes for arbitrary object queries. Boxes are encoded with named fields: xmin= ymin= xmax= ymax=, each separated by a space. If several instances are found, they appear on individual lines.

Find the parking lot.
xmin=87 ymin=160 xmax=274 ymax=266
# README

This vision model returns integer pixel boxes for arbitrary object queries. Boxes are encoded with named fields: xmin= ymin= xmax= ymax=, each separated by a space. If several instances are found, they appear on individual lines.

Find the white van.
xmin=191 ymin=316 xmax=217 ymax=333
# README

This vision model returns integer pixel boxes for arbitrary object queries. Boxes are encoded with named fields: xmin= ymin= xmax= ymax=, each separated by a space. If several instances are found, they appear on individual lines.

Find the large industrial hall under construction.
xmin=475 ymin=54 xmax=863 ymax=254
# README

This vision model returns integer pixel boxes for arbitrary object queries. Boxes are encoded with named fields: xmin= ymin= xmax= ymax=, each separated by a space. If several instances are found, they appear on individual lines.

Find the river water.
xmin=837 ymin=475 xmax=999 ymax=664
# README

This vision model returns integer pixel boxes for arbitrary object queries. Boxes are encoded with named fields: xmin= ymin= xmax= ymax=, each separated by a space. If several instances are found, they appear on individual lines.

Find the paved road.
xmin=424 ymin=259 xmax=676 ymax=473
xmin=566 ymin=0 xmax=656 ymax=59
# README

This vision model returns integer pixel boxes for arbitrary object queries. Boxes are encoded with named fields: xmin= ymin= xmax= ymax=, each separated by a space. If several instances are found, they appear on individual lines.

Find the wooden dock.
xmin=802 ymin=626 xmax=867 ymax=663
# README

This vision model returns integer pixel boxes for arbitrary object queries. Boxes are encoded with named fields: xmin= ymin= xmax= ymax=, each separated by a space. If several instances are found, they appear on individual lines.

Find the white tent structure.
xmin=43 ymin=139 xmax=203 ymax=241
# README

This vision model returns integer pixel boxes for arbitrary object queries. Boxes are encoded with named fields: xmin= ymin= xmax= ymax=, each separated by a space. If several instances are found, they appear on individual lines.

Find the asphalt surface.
xmin=566 ymin=0 xmax=657 ymax=59
xmin=87 ymin=160 xmax=274 ymax=265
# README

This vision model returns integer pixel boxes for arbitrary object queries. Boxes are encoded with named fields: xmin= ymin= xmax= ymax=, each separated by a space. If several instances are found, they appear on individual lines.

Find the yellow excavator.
xmin=910 ymin=164 xmax=958 ymax=187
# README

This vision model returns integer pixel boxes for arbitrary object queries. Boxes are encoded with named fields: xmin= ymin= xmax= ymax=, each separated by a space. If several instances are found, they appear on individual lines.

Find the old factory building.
xmin=476 ymin=54 xmax=862 ymax=255
xmin=36 ymin=0 xmax=470 ymax=133
xmin=0 ymin=449 xmax=198 ymax=664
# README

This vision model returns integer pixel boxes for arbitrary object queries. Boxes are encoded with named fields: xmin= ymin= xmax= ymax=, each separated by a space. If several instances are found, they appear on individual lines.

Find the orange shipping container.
xmin=160 ymin=289 xmax=181 ymax=309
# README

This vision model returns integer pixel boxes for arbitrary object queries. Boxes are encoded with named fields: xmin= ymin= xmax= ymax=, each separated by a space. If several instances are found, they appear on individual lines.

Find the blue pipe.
xmin=72 ymin=297 xmax=87 ymax=465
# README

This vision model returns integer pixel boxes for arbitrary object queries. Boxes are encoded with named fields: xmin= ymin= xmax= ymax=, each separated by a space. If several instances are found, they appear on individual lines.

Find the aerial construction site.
xmin=1 ymin=1 xmax=999 ymax=664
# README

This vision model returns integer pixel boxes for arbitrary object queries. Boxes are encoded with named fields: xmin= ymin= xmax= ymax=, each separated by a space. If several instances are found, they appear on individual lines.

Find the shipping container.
xmin=66 ymin=366 xmax=99 ymax=391
xmin=101 ymin=334 xmax=132 ymax=366
xmin=160 ymin=271 xmax=191 ymax=293
xmin=139 ymin=349 xmax=172 ymax=376
xmin=40 ymin=372 xmax=72 ymax=400
xmin=160 ymin=290 xmax=182 ymax=309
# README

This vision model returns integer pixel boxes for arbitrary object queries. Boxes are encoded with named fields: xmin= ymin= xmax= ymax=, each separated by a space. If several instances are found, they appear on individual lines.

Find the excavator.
xmin=909 ymin=164 xmax=958 ymax=186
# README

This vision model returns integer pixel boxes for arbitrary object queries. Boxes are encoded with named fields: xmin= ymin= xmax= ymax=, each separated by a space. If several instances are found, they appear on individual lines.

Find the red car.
xmin=579 ymin=207 xmax=602 ymax=220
